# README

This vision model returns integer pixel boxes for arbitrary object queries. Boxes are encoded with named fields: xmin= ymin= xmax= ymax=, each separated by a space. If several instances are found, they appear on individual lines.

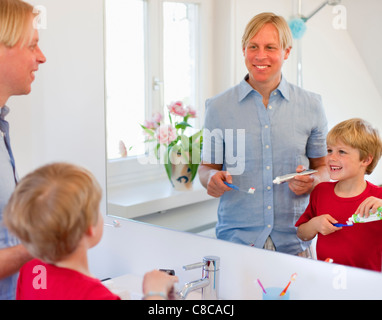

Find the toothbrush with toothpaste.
xmin=332 ymin=207 xmax=382 ymax=227
xmin=223 ymin=181 xmax=256 ymax=194
xmin=273 ymin=169 xmax=318 ymax=184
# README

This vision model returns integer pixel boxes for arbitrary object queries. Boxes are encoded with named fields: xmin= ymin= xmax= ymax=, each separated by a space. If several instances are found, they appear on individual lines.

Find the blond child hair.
xmin=4 ymin=162 xmax=102 ymax=263
xmin=327 ymin=118 xmax=382 ymax=175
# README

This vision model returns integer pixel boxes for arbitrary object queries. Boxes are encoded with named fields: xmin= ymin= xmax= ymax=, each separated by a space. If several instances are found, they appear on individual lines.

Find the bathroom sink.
xmin=103 ymin=274 xmax=202 ymax=300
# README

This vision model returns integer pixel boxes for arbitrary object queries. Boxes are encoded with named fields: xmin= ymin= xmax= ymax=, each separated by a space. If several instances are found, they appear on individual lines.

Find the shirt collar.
xmin=277 ymin=75 xmax=290 ymax=101
xmin=238 ymin=74 xmax=290 ymax=102
xmin=0 ymin=105 xmax=10 ymax=120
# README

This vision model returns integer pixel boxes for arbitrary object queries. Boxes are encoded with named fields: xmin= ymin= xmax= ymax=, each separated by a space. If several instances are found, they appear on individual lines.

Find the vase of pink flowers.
xmin=141 ymin=101 xmax=203 ymax=191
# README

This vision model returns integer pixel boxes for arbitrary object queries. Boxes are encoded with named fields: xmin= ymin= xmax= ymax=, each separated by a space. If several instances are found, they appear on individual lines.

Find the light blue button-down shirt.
xmin=202 ymin=75 xmax=327 ymax=254
xmin=0 ymin=105 xmax=19 ymax=300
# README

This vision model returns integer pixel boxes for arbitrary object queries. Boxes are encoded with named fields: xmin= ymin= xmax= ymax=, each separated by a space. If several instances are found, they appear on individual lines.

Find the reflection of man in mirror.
xmin=199 ymin=12 xmax=329 ymax=257
xmin=0 ymin=0 xmax=46 ymax=299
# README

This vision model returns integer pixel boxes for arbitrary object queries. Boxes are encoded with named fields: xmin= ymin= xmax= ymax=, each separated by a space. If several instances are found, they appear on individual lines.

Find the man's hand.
xmin=288 ymin=165 xmax=316 ymax=196
xmin=206 ymin=170 xmax=233 ymax=198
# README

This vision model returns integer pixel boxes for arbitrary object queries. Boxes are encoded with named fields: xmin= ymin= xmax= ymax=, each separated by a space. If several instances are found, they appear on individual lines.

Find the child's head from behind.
xmin=326 ymin=118 xmax=382 ymax=175
xmin=4 ymin=162 xmax=102 ymax=263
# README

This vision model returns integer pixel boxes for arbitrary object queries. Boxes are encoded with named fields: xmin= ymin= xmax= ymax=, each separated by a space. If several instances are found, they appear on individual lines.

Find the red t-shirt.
xmin=296 ymin=181 xmax=382 ymax=272
xmin=16 ymin=259 xmax=121 ymax=300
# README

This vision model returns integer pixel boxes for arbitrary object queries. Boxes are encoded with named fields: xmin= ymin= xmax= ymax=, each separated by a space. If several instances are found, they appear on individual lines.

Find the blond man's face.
xmin=0 ymin=18 xmax=46 ymax=100
xmin=243 ymin=23 xmax=290 ymax=90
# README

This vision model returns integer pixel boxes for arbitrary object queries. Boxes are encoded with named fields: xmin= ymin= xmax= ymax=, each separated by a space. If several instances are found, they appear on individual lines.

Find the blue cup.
xmin=262 ymin=287 xmax=290 ymax=300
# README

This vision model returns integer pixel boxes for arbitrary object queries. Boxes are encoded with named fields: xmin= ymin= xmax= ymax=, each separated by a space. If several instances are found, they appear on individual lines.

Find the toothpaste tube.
xmin=273 ymin=169 xmax=318 ymax=184
xmin=347 ymin=207 xmax=382 ymax=224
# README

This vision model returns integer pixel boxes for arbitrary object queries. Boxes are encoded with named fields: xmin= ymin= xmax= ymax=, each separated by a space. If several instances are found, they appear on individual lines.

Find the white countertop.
xmin=107 ymin=177 xmax=213 ymax=220
xmin=103 ymin=273 xmax=201 ymax=300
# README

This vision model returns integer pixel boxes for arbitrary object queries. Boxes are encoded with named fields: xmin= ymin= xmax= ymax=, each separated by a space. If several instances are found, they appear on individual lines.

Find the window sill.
xmin=106 ymin=176 xmax=214 ymax=220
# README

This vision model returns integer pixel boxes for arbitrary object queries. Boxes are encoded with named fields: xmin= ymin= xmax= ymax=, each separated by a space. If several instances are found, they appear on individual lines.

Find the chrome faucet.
xmin=178 ymin=255 xmax=220 ymax=300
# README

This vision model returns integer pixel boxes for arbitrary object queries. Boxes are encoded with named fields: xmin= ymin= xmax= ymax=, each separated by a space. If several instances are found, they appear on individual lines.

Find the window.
xmin=162 ymin=2 xmax=199 ymax=114
xmin=104 ymin=0 xmax=146 ymax=159
xmin=104 ymin=0 xmax=201 ymax=161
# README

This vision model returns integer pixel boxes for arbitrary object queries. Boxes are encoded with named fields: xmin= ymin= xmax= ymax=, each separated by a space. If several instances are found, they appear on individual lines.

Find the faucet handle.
xmin=203 ymin=255 xmax=220 ymax=271
xmin=183 ymin=256 xmax=220 ymax=271
xmin=183 ymin=261 xmax=205 ymax=271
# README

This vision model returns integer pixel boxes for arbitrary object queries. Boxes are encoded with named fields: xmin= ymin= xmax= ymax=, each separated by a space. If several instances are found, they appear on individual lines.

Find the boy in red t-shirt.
xmin=4 ymin=163 xmax=178 ymax=299
xmin=296 ymin=118 xmax=382 ymax=271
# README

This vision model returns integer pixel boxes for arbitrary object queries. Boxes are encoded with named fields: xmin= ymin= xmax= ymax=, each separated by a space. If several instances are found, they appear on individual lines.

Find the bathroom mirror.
xmin=105 ymin=0 xmax=382 ymax=238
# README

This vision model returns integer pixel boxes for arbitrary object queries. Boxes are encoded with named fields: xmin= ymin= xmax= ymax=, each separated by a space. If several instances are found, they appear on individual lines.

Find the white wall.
xmin=7 ymin=0 xmax=107 ymax=191
xmin=301 ymin=1 xmax=382 ymax=184
xmin=344 ymin=0 xmax=382 ymax=97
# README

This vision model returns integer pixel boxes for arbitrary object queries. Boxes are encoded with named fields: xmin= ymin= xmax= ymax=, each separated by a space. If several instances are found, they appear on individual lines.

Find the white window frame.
xmin=105 ymin=0 xmax=214 ymax=188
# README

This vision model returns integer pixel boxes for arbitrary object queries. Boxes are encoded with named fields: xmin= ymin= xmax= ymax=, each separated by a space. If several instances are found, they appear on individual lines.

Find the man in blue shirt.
xmin=199 ymin=12 xmax=329 ymax=255
xmin=0 ymin=0 xmax=46 ymax=299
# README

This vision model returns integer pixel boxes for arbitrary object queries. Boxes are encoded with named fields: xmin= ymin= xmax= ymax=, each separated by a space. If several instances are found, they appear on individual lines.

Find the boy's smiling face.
xmin=326 ymin=141 xmax=372 ymax=181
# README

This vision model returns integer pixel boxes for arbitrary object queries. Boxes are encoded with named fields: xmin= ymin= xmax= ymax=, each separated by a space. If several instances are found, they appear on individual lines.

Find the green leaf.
xmin=189 ymin=163 xmax=200 ymax=181
xmin=163 ymin=146 xmax=172 ymax=182
xmin=190 ymin=129 xmax=203 ymax=142
xmin=154 ymin=143 xmax=162 ymax=159
xmin=140 ymin=124 xmax=155 ymax=137
xmin=175 ymin=121 xmax=192 ymax=130
xmin=168 ymin=136 xmax=180 ymax=149
xmin=180 ymin=134 xmax=190 ymax=150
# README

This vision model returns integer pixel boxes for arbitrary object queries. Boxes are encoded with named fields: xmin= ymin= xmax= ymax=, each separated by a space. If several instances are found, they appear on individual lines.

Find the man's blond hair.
xmin=327 ymin=118 xmax=382 ymax=175
xmin=4 ymin=163 xmax=102 ymax=263
xmin=0 ymin=0 xmax=36 ymax=47
xmin=242 ymin=12 xmax=293 ymax=50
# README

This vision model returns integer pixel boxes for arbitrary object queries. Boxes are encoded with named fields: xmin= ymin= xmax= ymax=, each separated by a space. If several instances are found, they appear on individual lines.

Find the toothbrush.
xmin=331 ymin=208 xmax=382 ymax=228
xmin=273 ymin=169 xmax=318 ymax=184
xmin=256 ymin=279 xmax=267 ymax=294
xmin=333 ymin=223 xmax=353 ymax=227
xmin=223 ymin=181 xmax=256 ymax=194
xmin=280 ymin=273 xmax=297 ymax=296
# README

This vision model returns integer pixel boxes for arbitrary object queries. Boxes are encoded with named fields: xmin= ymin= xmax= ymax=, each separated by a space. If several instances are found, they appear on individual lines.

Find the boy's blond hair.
xmin=0 ymin=0 xmax=36 ymax=47
xmin=327 ymin=118 xmax=382 ymax=175
xmin=4 ymin=162 xmax=102 ymax=263
xmin=241 ymin=12 xmax=293 ymax=50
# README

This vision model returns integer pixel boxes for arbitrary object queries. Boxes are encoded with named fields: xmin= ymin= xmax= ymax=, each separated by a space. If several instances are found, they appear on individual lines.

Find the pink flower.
xmin=144 ymin=112 xmax=163 ymax=129
xmin=143 ymin=119 xmax=157 ymax=130
xmin=152 ymin=112 xmax=163 ymax=123
xmin=168 ymin=101 xmax=187 ymax=117
xmin=186 ymin=105 xmax=197 ymax=118
xmin=156 ymin=124 xmax=177 ymax=144
xmin=119 ymin=140 xmax=127 ymax=157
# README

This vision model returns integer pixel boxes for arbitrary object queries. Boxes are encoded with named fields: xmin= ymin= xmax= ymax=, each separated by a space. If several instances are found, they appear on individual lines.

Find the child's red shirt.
xmin=296 ymin=181 xmax=382 ymax=271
